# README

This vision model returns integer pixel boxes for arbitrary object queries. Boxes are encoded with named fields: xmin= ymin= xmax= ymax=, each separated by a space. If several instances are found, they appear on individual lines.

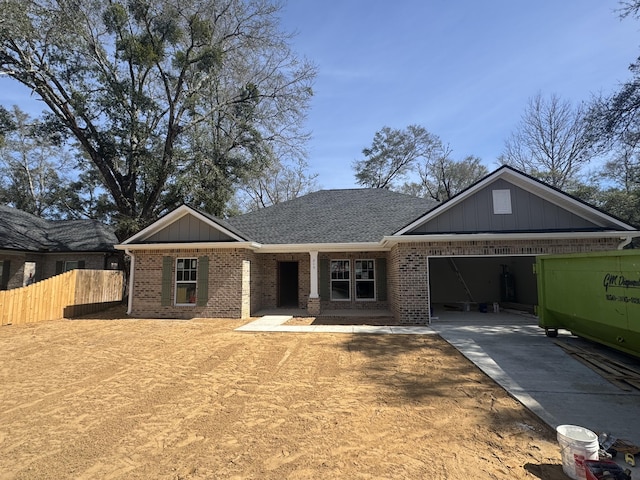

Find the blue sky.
xmin=1 ymin=1 xmax=639 ymax=190
xmin=279 ymin=0 xmax=640 ymax=188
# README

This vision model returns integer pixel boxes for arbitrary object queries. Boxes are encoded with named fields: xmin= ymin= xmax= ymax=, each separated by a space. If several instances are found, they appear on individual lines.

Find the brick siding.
xmin=131 ymin=248 xmax=255 ymax=319
xmin=390 ymin=237 xmax=622 ymax=325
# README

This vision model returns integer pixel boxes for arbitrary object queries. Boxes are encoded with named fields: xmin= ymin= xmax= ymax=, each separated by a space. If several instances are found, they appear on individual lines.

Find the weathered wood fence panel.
xmin=0 ymin=270 xmax=123 ymax=326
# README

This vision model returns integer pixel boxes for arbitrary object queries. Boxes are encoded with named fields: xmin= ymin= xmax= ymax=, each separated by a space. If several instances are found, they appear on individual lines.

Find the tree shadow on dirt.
xmin=337 ymin=333 xmax=491 ymax=401
xmin=335 ymin=332 xmax=560 ymax=444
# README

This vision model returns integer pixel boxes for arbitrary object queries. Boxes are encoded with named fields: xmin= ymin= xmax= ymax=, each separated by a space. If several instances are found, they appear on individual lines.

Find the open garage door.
xmin=428 ymin=256 xmax=537 ymax=316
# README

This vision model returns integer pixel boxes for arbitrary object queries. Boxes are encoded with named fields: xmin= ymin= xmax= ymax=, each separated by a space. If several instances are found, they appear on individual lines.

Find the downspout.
xmin=125 ymin=249 xmax=135 ymax=315
xmin=618 ymin=236 xmax=633 ymax=250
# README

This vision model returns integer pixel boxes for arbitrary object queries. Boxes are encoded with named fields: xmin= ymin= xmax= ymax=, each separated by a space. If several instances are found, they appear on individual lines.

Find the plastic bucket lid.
xmin=556 ymin=424 xmax=598 ymax=443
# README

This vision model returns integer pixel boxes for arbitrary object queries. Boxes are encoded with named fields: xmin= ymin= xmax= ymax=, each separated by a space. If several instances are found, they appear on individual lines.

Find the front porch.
xmin=253 ymin=308 xmax=397 ymax=325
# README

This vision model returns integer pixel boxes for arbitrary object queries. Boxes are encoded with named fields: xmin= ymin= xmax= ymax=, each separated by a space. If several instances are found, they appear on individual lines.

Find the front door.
xmin=278 ymin=261 xmax=299 ymax=307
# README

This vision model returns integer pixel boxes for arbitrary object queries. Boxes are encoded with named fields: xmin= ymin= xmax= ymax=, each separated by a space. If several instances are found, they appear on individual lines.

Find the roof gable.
xmin=121 ymin=205 xmax=247 ymax=245
xmin=396 ymin=166 xmax=637 ymax=235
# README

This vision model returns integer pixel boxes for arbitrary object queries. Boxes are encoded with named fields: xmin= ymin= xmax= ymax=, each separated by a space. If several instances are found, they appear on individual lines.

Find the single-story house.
xmin=116 ymin=166 xmax=640 ymax=324
xmin=0 ymin=206 xmax=121 ymax=290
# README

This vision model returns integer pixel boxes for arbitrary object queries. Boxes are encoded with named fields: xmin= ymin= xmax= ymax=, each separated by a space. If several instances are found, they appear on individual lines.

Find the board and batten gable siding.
xmin=144 ymin=214 xmax=236 ymax=243
xmin=410 ymin=178 xmax=598 ymax=234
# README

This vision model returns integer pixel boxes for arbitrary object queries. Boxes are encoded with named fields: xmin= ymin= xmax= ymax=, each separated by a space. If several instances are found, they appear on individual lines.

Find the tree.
xmin=0 ymin=106 xmax=75 ymax=217
xmin=237 ymin=156 xmax=319 ymax=211
xmin=593 ymin=144 xmax=640 ymax=227
xmin=353 ymin=125 xmax=441 ymax=189
xmin=500 ymin=93 xmax=592 ymax=189
xmin=403 ymin=151 xmax=488 ymax=202
xmin=0 ymin=0 xmax=315 ymax=238
xmin=580 ymin=1 xmax=640 ymax=231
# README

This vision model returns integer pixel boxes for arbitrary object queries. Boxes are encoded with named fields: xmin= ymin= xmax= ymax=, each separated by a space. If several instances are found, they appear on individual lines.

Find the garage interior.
xmin=428 ymin=256 xmax=538 ymax=317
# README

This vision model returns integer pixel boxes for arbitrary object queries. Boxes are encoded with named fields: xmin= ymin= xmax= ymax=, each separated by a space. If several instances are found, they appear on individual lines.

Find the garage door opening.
xmin=428 ymin=256 xmax=537 ymax=317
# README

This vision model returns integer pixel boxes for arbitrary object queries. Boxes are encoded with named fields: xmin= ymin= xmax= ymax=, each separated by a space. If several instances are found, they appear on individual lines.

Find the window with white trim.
xmin=355 ymin=259 xmax=375 ymax=300
xmin=330 ymin=259 xmax=350 ymax=300
xmin=175 ymin=258 xmax=197 ymax=305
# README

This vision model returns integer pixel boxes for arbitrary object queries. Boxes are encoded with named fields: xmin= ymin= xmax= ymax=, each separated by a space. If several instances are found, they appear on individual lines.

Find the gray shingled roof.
xmin=227 ymin=189 xmax=438 ymax=244
xmin=0 ymin=206 xmax=118 ymax=252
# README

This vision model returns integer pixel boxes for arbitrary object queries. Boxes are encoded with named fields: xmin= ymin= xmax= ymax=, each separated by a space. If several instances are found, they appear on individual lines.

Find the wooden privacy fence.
xmin=0 ymin=269 xmax=124 ymax=326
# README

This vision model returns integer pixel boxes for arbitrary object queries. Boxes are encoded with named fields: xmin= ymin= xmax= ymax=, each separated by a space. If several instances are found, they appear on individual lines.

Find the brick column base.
xmin=307 ymin=297 xmax=320 ymax=316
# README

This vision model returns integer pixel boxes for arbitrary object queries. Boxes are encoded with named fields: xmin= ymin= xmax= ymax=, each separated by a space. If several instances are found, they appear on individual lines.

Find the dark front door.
xmin=278 ymin=262 xmax=299 ymax=307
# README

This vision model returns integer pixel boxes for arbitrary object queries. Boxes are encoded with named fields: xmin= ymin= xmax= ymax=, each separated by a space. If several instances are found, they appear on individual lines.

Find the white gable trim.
xmin=394 ymin=167 xmax=636 ymax=235
xmin=115 ymin=241 xmax=260 ymax=251
xmin=119 ymin=205 xmax=246 ymax=245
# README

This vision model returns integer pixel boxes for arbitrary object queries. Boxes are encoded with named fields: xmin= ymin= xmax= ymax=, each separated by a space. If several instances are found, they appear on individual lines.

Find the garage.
xmin=428 ymin=255 xmax=537 ymax=315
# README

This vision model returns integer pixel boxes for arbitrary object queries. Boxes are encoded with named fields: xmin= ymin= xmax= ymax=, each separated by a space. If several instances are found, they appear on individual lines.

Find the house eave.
xmin=114 ymin=241 xmax=261 ymax=251
xmin=383 ymin=230 xmax=640 ymax=246
xmin=257 ymin=242 xmax=388 ymax=253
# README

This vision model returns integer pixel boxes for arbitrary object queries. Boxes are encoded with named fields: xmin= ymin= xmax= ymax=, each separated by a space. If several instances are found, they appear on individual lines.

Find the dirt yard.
xmin=0 ymin=309 xmax=567 ymax=479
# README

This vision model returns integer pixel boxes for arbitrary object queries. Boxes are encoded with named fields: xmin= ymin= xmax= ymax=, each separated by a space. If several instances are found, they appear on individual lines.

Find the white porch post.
xmin=309 ymin=250 xmax=319 ymax=298
xmin=307 ymin=250 xmax=320 ymax=315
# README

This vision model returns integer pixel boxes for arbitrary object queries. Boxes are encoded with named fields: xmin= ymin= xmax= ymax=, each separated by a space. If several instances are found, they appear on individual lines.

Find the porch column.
xmin=307 ymin=250 xmax=320 ymax=315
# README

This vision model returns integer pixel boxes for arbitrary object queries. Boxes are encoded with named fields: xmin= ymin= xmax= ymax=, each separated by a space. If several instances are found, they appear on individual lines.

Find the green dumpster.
xmin=536 ymin=250 xmax=640 ymax=358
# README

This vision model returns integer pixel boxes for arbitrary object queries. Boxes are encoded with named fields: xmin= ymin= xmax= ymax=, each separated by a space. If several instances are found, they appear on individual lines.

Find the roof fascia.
xmin=116 ymin=241 xmax=390 ymax=253
xmin=115 ymin=241 xmax=261 ymax=251
xmin=394 ymin=167 xmax=636 ymax=235
xmin=119 ymin=205 xmax=247 ymax=245
xmin=257 ymin=242 xmax=388 ymax=253
xmin=383 ymin=230 xmax=640 ymax=246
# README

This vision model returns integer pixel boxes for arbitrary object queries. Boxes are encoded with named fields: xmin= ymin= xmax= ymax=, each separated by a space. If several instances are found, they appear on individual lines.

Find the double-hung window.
xmin=355 ymin=260 xmax=375 ymax=300
xmin=175 ymin=258 xmax=197 ymax=305
xmin=330 ymin=260 xmax=350 ymax=300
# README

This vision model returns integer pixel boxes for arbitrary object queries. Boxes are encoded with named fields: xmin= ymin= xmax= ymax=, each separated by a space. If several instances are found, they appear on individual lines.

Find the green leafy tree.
xmin=0 ymin=0 xmax=315 ymax=238
xmin=500 ymin=93 xmax=592 ymax=189
xmin=0 ymin=106 xmax=74 ymax=217
xmin=354 ymin=125 xmax=442 ymax=189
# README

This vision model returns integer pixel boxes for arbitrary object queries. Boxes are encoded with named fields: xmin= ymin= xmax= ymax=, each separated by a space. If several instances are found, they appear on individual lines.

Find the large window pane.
xmin=355 ymin=259 xmax=375 ymax=300
xmin=330 ymin=260 xmax=350 ymax=300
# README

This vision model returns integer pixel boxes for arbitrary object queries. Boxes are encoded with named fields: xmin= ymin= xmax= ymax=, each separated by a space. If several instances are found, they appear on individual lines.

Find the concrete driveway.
xmin=429 ymin=309 xmax=640 ymax=449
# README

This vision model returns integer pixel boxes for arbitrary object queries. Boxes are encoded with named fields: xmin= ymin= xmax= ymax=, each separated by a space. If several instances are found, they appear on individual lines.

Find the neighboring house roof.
xmin=226 ymin=189 xmax=438 ymax=244
xmin=0 ymin=206 xmax=117 ymax=252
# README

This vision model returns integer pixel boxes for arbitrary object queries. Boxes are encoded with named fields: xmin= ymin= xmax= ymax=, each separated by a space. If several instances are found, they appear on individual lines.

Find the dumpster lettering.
xmin=605 ymin=293 xmax=640 ymax=304
xmin=603 ymin=273 xmax=640 ymax=292
xmin=603 ymin=273 xmax=640 ymax=305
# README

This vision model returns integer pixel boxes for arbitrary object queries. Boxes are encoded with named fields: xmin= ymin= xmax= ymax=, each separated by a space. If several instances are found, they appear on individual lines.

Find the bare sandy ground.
xmin=0 ymin=309 xmax=566 ymax=479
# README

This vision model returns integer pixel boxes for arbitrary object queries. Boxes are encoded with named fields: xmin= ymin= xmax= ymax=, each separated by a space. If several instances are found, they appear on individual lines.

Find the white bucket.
xmin=556 ymin=425 xmax=599 ymax=480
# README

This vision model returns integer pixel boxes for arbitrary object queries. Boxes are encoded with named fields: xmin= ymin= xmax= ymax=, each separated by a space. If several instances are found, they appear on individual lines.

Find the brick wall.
xmin=130 ymin=248 xmax=255 ymax=319
xmin=390 ymin=237 xmax=622 ymax=325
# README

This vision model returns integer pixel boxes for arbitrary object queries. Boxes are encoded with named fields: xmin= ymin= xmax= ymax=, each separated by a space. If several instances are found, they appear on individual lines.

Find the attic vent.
xmin=492 ymin=189 xmax=512 ymax=214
